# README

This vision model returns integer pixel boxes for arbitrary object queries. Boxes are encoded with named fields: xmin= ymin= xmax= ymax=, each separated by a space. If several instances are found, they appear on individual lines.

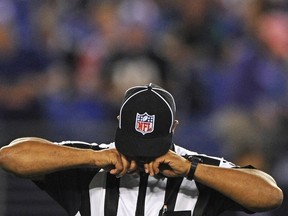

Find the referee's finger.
xmin=109 ymin=163 xmax=123 ymax=176
xmin=109 ymin=154 xmax=124 ymax=176
xmin=151 ymin=160 xmax=161 ymax=175
xmin=146 ymin=162 xmax=155 ymax=176
xmin=118 ymin=154 xmax=130 ymax=176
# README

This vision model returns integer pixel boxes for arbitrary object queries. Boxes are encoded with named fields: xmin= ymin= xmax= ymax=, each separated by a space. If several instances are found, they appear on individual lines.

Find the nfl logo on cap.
xmin=135 ymin=112 xmax=155 ymax=135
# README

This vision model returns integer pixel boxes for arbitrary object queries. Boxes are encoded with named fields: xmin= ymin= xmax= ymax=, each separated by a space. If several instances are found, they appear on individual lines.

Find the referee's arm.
xmin=193 ymin=163 xmax=283 ymax=212
xmin=148 ymin=150 xmax=283 ymax=213
xmin=0 ymin=137 xmax=129 ymax=179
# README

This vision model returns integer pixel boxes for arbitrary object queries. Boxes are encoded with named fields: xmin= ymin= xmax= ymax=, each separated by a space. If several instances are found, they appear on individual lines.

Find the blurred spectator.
xmin=102 ymin=22 xmax=168 ymax=107
xmin=0 ymin=1 xmax=51 ymax=144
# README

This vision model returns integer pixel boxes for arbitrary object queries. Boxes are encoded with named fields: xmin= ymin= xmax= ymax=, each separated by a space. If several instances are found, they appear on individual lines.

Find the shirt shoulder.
xmin=174 ymin=144 xmax=236 ymax=168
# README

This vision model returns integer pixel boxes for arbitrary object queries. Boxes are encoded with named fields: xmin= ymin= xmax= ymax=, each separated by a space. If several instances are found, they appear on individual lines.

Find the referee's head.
xmin=115 ymin=83 xmax=177 ymax=160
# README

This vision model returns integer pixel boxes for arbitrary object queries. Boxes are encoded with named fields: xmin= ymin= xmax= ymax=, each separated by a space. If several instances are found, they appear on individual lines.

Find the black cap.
xmin=115 ymin=83 xmax=176 ymax=158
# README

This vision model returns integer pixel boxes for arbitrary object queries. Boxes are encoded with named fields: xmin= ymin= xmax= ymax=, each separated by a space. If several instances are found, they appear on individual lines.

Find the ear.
xmin=172 ymin=120 xmax=179 ymax=133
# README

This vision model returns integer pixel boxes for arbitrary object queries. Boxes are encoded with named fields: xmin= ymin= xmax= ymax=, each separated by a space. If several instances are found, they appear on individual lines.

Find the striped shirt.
xmin=34 ymin=141 xmax=253 ymax=216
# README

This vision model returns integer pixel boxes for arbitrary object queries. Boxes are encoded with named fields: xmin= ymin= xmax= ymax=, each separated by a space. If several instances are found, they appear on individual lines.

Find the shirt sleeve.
xmin=33 ymin=141 xmax=104 ymax=215
xmin=35 ymin=168 xmax=97 ymax=215
xmin=203 ymin=186 xmax=255 ymax=215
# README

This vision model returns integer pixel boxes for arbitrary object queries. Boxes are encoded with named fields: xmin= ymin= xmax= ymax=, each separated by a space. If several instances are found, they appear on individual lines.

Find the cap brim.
xmin=115 ymin=128 xmax=172 ymax=158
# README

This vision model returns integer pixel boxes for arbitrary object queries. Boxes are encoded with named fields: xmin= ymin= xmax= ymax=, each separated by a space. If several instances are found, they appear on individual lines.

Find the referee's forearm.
xmin=0 ymin=137 xmax=95 ymax=178
xmin=194 ymin=164 xmax=283 ymax=212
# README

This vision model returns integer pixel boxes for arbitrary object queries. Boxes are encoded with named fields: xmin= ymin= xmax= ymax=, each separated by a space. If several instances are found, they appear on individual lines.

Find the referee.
xmin=0 ymin=83 xmax=283 ymax=216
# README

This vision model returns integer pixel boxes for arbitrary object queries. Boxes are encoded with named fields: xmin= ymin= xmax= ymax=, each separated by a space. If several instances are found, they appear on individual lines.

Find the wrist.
xmin=185 ymin=155 xmax=203 ymax=180
xmin=86 ymin=149 xmax=100 ymax=167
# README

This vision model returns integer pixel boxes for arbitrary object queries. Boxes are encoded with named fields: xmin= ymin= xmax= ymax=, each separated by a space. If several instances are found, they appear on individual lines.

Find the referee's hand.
xmin=145 ymin=150 xmax=191 ymax=178
xmin=94 ymin=149 xmax=136 ymax=178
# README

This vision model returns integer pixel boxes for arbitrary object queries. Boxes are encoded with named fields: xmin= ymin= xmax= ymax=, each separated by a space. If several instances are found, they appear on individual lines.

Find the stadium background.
xmin=0 ymin=0 xmax=287 ymax=215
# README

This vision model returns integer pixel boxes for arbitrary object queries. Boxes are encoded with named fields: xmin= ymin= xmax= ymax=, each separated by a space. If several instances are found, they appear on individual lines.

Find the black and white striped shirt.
xmin=34 ymin=141 xmax=253 ymax=216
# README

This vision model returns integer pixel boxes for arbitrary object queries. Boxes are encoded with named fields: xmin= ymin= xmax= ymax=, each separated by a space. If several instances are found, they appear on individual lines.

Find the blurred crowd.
xmin=0 ymin=0 xmax=288 ymax=214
